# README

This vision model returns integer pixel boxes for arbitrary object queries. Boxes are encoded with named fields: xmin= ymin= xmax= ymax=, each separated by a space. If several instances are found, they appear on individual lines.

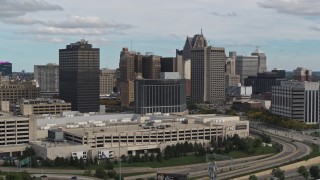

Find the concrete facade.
xmin=19 ymin=98 xmax=71 ymax=116
xmin=190 ymin=34 xmax=226 ymax=104
xmin=32 ymin=114 xmax=248 ymax=160
xmin=34 ymin=64 xmax=59 ymax=95
xmin=99 ymin=68 xmax=116 ymax=95
xmin=271 ymin=81 xmax=320 ymax=124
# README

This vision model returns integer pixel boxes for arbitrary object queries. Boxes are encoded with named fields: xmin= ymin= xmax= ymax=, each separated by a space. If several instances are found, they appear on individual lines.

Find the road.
xmin=1 ymin=121 xmax=312 ymax=180
xmin=124 ymin=126 xmax=311 ymax=180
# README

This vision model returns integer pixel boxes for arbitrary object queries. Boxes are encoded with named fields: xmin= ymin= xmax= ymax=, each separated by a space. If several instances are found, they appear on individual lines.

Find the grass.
xmin=304 ymin=143 xmax=320 ymax=160
xmin=122 ymin=171 xmax=156 ymax=177
xmin=224 ymin=146 xmax=277 ymax=159
xmin=121 ymin=155 xmax=206 ymax=168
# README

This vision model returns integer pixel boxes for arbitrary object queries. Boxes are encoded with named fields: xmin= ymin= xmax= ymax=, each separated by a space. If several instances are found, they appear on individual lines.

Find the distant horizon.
xmin=1 ymin=0 xmax=319 ymax=72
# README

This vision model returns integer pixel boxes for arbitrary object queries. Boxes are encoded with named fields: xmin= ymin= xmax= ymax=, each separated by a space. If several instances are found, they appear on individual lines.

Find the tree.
xmin=156 ymin=151 xmax=162 ymax=162
xmin=297 ymin=166 xmax=309 ymax=179
xmin=95 ymin=167 xmax=107 ymax=179
xmin=309 ymin=166 xmax=320 ymax=179
xmin=105 ymin=159 xmax=114 ymax=170
xmin=80 ymin=157 xmax=86 ymax=170
xmin=149 ymin=153 xmax=155 ymax=162
xmin=249 ymin=175 xmax=258 ymax=180
xmin=271 ymin=168 xmax=285 ymax=180
xmin=83 ymin=170 xmax=92 ymax=176
xmin=94 ymin=157 xmax=98 ymax=165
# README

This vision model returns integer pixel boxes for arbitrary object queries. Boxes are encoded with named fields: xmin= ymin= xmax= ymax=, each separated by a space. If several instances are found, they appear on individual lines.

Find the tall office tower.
xmin=175 ymin=50 xmax=183 ymax=78
xmin=134 ymin=53 xmax=143 ymax=74
xmin=119 ymin=48 xmax=136 ymax=108
xmin=235 ymin=55 xmax=259 ymax=84
xmin=119 ymin=48 xmax=135 ymax=82
xmin=142 ymin=54 xmax=161 ymax=79
xmin=293 ymin=67 xmax=312 ymax=82
xmin=225 ymin=51 xmax=240 ymax=87
xmin=190 ymin=34 xmax=226 ymax=104
xmin=183 ymin=59 xmax=191 ymax=98
xmin=59 ymin=39 xmax=100 ymax=112
xmin=0 ymin=61 xmax=12 ymax=78
xmin=272 ymin=81 xmax=319 ymax=124
xmin=226 ymin=52 xmax=236 ymax=75
xmin=34 ymin=63 xmax=59 ymax=97
xmin=235 ymin=48 xmax=267 ymax=84
xmin=251 ymin=48 xmax=267 ymax=73
xmin=99 ymin=68 xmax=117 ymax=95
xmin=182 ymin=33 xmax=208 ymax=61
xmin=160 ymin=57 xmax=176 ymax=72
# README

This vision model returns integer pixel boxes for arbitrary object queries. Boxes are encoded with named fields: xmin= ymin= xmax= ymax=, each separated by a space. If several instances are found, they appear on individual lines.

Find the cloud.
xmin=311 ymin=24 xmax=320 ymax=31
xmin=20 ymin=27 xmax=107 ymax=35
xmin=1 ymin=16 xmax=44 ymax=25
xmin=89 ymin=38 xmax=113 ymax=45
xmin=212 ymin=12 xmax=237 ymax=17
xmin=46 ymin=15 xmax=134 ymax=29
xmin=0 ymin=0 xmax=63 ymax=18
xmin=34 ymin=36 xmax=65 ymax=43
xmin=258 ymin=0 xmax=320 ymax=16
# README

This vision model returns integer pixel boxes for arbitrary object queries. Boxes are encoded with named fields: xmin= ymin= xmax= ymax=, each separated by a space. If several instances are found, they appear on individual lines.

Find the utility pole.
xmin=119 ymin=137 xmax=122 ymax=180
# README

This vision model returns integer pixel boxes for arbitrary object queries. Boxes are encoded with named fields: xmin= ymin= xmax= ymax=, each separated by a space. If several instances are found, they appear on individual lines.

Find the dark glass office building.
xmin=134 ymin=79 xmax=187 ymax=114
xmin=0 ymin=61 xmax=12 ymax=78
xmin=59 ymin=40 xmax=100 ymax=112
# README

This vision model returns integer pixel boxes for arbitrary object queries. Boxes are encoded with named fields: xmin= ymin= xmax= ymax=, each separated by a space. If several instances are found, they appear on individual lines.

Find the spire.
xmin=201 ymin=28 xmax=203 ymax=35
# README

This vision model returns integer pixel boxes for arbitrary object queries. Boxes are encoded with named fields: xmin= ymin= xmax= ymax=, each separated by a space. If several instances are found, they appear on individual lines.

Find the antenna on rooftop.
xmin=201 ymin=28 xmax=203 ymax=35
xmin=130 ymin=39 xmax=132 ymax=51
xmin=256 ymin=46 xmax=260 ymax=49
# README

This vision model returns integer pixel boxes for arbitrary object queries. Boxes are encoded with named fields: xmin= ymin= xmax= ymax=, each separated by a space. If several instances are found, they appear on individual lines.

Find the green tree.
xmin=248 ymin=175 xmax=258 ymax=180
xmin=309 ymin=166 xmax=320 ymax=179
xmin=271 ymin=168 xmax=285 ymax=180
xmin=105 ymin=159 xmax=114 ymax=170
xmin=83 ymin=170 xmax=92 ymax=176
xmin=80 ymin=157 xmax=86 ymax=170
xmin=95 ymin=167 xmax=107 ymax=179
xmin=149 ymin=153 xmax=155 ymax=162
xmin=156 ymin=151 xmax=162 ymax=162
xmin=297 ymin=166 xmax=309 ymax=180
xmin=94 ymin=157 xmax=98 ymax=165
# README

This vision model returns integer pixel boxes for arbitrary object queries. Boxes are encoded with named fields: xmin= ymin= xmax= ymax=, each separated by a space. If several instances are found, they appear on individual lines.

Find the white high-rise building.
xmin=271 ymin=81 xmax=320 ymax=124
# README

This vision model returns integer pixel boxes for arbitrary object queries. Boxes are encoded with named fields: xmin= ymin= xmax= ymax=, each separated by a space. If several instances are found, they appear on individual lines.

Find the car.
xmin=71 ymin=176 xmax=77 ymax=179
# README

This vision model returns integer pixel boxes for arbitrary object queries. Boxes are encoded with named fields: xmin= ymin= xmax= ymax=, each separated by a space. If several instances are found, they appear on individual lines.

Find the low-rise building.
xmin=31 ymin=113 xmax=248 ymax=159
xmin=19 ymin=98 xmax=71 ymax=116
xmin=0 ymin=115 xmax=37 ymax=157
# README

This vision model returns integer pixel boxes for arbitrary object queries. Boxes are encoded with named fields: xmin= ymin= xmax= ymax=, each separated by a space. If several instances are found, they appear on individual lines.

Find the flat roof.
xmin=62 ymin=120 xmax=229 ymax=137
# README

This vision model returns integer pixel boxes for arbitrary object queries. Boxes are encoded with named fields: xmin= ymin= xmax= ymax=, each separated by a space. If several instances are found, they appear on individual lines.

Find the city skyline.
xmin=1 ymin=0 xmax=320 ymax=71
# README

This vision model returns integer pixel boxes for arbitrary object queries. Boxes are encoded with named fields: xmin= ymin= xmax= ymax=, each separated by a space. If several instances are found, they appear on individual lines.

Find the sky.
xmin=0 ymin=0 xmax=319 ymax=72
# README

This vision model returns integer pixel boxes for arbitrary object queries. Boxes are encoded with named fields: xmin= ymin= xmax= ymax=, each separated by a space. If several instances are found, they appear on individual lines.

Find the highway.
xmin=1 ymin=121 xmax=312 ymax=180
xmin=123 ymin=125 xmax=311 ymax=180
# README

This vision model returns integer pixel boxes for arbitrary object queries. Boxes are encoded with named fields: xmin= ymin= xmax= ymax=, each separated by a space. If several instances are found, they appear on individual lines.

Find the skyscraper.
xmin=119 ymin=48 xmax=136 ymax=108
xmin=293 ymin=67 xmax=312 ymax=82
xmin=142 ymin=54 xmax=161 ymax=79
xmin=100 ymin=68 xmax=117 ymax=95
xmin=251 ymin=48 xmax=267 ymax=73
xmin=34 ymin=63 xmax=59 ymax=97
xmin=235 ymin=48 xmax=267 ymax=84
xmin=0 ymin=61 xmax=12 ymax=78
xmin=59 ymin=39 xmax=100 ymax=112
xmin=190 ymin=33 xmax=226 ymax=104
